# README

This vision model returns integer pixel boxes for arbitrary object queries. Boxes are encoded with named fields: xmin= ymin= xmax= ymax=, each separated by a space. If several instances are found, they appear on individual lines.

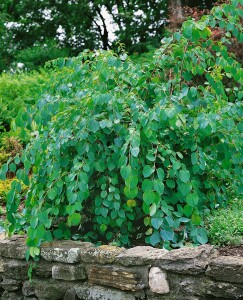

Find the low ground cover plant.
xmin=206 ymin=198 xmax=243 ymax=246
xmin=0 ymin=0 xmax=242 ymax=256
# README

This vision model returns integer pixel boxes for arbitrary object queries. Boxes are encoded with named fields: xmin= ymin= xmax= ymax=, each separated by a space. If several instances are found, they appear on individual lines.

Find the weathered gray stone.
xmin=147 ymin=294 xmax=200 ymax=300
xmin=22 ymin=281 xmax=35 ymax=296
xmin=116 ymin=246 xmax=168 ymax=266
xmin=74 ymin=284 xmax=137 ymax=300
xmin=88 ymin=264 xmax=149 ymax=291
xmin=206 ymin=280 xmax=243 ymax=299
xmin=158 ymin=245 xmax=218 ymax=274
xmin=33 ymin=260 xmax=53 ymax=278
xmin=52 ymin=264 xmax=87 ymax=281
xmin=149 ymin=267 xmax=170 ymax=295
xmin=167 ymin=272 xmax=243 ymax=299
xmin=0 ymin=235 xmax=27 ymax=259
xmin=206 ymin=255 xmax=243 ymax=283
xmin=64 ymin=288 xmax=79 ymax=300
xmin=0 ymin=258 xmax=4 ymax=272
xmin=41 ymin=240 xmax=93 ymax=264
xmin=1 ymin=278 xmax=22 ymax=291
xmin=34 ymin=279 xmax=74 ymax=299
xmin=167 ymin=273 xmax=209 ymax=296
xmin=1 ymin=290 xmax=23 ymax=300
xmin=3 ymin=259 xmax=28 ymax=280
xmin=80 ymin=245 xmax=125 ymax=264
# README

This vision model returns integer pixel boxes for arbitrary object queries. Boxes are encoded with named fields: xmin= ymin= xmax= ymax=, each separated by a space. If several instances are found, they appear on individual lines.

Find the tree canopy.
xmin=0 ymin=0 xmax=169 ymax=71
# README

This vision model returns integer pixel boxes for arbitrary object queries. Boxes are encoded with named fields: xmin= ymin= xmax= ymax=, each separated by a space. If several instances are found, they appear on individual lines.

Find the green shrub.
xmin=0 ymin=135 xmax=23 ymax=168
xmin=0 ymin=178 xmax=27 ymax=204
xmin=0 ymin=178 xmax=14 ymax=204
xmin=0 ymin=0 xmax=242 ymax=256
xmin=0 ymin=70 xmax=51 ymax=130
xmin=206 ymin=198 xmax=243 ymax=246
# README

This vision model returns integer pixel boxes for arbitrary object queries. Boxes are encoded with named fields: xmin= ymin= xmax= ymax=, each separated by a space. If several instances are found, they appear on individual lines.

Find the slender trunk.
xmin=169 ymin=0 xmax=183 ymax=19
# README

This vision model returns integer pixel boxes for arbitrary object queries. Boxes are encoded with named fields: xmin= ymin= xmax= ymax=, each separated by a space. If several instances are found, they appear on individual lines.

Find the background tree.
xmin=0 ymin=0 xmax=168 ymax=71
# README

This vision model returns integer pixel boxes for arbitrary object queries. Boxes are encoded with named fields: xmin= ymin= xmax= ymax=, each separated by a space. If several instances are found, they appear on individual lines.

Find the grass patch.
xmin=206 ymin=198 xmax=243 ymax=246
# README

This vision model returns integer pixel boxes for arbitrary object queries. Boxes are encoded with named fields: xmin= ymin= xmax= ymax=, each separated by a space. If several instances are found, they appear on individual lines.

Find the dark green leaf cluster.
xmin=0 ymin=0 xmax=242 ymax=255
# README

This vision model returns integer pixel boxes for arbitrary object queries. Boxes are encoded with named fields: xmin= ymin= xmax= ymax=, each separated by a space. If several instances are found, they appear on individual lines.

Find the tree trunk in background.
xmin=169 ymin=0 xmax=183 ymax=20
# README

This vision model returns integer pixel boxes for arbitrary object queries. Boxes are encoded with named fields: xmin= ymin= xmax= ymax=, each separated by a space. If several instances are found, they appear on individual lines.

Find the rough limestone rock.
xmin=2 ymin=259 xmax=29 ymax=280
xmin=116 ymin=246 xmax=168 ymax=266
xmin=88 ymin=265 xmax=149 ymax=291
xmin=1 ymin=290 xmax=23 ymax=300
xmin=149 ymin=267 xmax=170 ymax=294
xmin=52 ymin=264 xmax=87 ymax=281
xmin=64 ymin=288 xmax=79 ymax=300
xmin=33 ymin=259 xmax=53 ymax=278
xmin=0 ymin=235 xmax=27 ymax=260
xmin=22 ymin=281 xmax=35 ymax=297
xmin=206 ymin=255 xmax=243 ymax=283
xmin=0 ymin=258 xmax=4 ymax=272
xmin=34 ymin=279 xmax=75 ymax=299
xmin=74 ymin=284 xmax=137 ymax=300
xmin=80 ymin=245 xmax=125 ymax=264
xmin=166 ymin=273 xmax=209 ymax=296
xmin=41 ymin=240 xmax=93 ymax=264
xmin=147 ymin=295 xmax=200 ymax=300
xmin=206 ymin=280 xmax=243 ymax=299
xmin=1 ymin=278 xmax=22 ymax=291
xmin=158 ymin=245 xmax=218 ymax=274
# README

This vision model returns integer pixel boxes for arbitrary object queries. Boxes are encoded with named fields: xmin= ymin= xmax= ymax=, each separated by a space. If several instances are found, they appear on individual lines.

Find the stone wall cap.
xmin=116 ymin=246 xmax=168 ymax=266
xmin=41 ymin=240 xmax=93 ymax=249
xmin=0 ymin=235 xmax=27 ymax=260
xmin=41 ymin=240 xmax=93 ymax=263
xmin=157 ymin=244 xmax=218 ymax=274
xmin=80 ymin=245 xmax=125 ymax=264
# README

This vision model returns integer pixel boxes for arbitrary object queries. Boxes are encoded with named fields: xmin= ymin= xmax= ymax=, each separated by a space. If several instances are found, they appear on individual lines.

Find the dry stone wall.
xmin=0 ymin=236 xmax=243 ymax=300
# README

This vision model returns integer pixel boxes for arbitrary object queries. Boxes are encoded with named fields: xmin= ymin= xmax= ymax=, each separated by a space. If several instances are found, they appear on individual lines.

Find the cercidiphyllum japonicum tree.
xmin=0 ymin=0 xmax=242 ymax=257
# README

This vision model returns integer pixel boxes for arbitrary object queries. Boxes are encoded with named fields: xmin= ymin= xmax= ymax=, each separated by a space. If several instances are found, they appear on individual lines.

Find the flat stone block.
xmin=52 ymin=264 xmax=87 ymax=281
xmin=22 ymin=281 xmax=35 ymax=296
xmin=1 ymin=278 xmax=22 ymax=291
xmin=167 ymin=273 xmax=209 ymax=296
xmin=33 ymin=259 xmax=53 ymax=278
xmin=88 ymin=264 xmax=148 ymax=291
xmin=206 ymin=280 xmax=243 ymax=299
xmin=1 ymin=290 xmax=23 ymax=300
xmin=158 ymin=245 xmax=218 ymax=274
xmin=116 ymin=246 xmax=168 ymax=266
xmin=80 ymin=245 xmax=125 ymax=264
xmin=149 ymin=267 xmax=170 ymax=295
xmin=41 ymin=240 xmax=93 ymax=263
xmin=0 ymin=258 xmax=4 ymax=272
xmin=0 ymin=235 xmax=27 ymax=260
xmin=3 ymin=259 xmax=28 ymax=280
xmin=34 ymin=279 xmax=75 ymax=299
xmin=206 ymin=255 xmax=243 ymax=283
xmin=64 ymin=288 xmax=79 ymax=300
xmin=74 ymin=284 xmax=137 ymax=300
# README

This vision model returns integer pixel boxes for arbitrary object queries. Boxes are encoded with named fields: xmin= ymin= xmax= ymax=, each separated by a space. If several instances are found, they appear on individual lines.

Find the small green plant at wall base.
xmin=206 ymin=198 xmax=243 ymax=246
xmin=0 ymin=0 xmax=242 ymax=256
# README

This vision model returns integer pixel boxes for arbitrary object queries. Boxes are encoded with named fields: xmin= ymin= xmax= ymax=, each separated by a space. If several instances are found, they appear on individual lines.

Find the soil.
xmin=218 ymin=244 xmax=243 ymax=257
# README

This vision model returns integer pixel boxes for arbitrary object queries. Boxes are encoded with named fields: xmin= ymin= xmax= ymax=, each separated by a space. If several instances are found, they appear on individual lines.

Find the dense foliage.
xmin=0 ymin=1 xmax=242 ymax=256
